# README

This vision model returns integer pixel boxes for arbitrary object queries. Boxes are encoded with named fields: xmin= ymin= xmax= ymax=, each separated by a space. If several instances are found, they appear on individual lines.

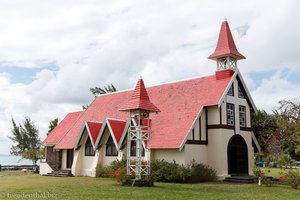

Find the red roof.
xmin=120 ymin=78 xmax=160 ymax=112
xmin=208 ymin=20 xmax=245 ymax=60
xmin=43 ymin=111 xmax=83 ymax=145
xmin=107 ymin=119 xmax=127 ymax=143
xmin=86 ymin=122 xmax=102 ymax=144
xmin=54 ymin=73 xmax=232 ymax=149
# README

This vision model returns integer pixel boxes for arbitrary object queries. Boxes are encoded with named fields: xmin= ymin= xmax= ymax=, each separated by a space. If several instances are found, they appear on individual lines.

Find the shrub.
xmin=151 ymin=159 xmax=216 ymax=183
xmin=96 ymin=158 xmax=126 ymax=178
xmin=186 ymin=160 xmax=217 ymax=182
xmin=95 ymin=164 xmax=113 ymax=178
xmin=283 ymin=170 xmax=300 ymax=189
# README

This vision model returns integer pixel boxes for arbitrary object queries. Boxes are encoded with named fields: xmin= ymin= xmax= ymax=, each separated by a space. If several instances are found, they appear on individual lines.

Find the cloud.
xmin=251 ymin=69 xmax=300 ymax=112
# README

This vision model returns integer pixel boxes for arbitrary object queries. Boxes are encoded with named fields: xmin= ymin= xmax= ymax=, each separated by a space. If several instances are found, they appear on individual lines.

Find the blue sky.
xmin=0 ymin=0 xmax=299 ymax=154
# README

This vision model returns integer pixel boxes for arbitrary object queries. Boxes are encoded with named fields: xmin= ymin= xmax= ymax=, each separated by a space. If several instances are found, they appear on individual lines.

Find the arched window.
xmin=106 ymin=136 xmax=118 ymax=156
xmin=85 ymin=137 xmax=95 ymax=156
xmin=130 ymin=140 xmax=145 ymax=157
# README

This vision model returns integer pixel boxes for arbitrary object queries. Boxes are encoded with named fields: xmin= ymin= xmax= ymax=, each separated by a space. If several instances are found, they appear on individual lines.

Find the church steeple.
xmin=208 ymin=20 xmax=245 ymax=71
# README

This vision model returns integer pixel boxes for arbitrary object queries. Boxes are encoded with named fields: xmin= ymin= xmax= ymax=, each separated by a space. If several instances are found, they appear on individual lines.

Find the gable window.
xmin=106 ymin=136 xmax=118 ymax=156
xmin=227 ymin=83 xmax=234 ymax=96
xmin=85 ymin=137 xmax=95 ymax=156
xmin=130 ymin=140 xmax=145 ymax=157
xmin=239 ymin=105 xmax=246 ymax=127
xmin=238 ymin=85 xmax=245 ymax=98
xmin=227 ymin=103 xmax=235 ymax=126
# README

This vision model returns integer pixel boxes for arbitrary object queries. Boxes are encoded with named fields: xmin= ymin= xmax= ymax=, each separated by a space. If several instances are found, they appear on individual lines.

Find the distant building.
xmin=41 ymin=20 xmax=260 ymax=179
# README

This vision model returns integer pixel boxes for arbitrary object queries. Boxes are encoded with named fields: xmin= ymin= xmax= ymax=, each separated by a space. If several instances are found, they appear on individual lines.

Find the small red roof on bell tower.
xmin=120 ymin=78 xmax=160 ymax=112
xmin=208 ymin=20 xmax=245 ymax=60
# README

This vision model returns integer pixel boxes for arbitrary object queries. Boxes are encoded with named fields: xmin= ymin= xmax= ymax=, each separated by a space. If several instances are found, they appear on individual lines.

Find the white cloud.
xmin=0 ymin=0 xmax=299 ymax=154
xmin=251 ymin=70 xmax=300 ymax=112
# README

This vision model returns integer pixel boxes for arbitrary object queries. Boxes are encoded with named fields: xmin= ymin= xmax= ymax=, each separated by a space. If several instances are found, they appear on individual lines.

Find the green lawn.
xmin=260 ymin=167 xmax=300 ymax=178
xmin=0 ymin=171 xmax=299 ymax=200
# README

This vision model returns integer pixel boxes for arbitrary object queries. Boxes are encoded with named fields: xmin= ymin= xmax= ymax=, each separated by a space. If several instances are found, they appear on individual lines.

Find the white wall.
xmin=39 ymin=162 xmax=53 ymax=175
xmin=61 ymin=150 xmax=67 ymax=170
xmin=184 ymin=144 xmax=207 ymax=165
xmin=152 ymin=149 xmax=185 ymax=164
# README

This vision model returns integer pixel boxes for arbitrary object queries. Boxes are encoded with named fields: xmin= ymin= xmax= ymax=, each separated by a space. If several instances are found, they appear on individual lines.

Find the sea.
xmin=0 ymin=154 xmax=34 ymax=165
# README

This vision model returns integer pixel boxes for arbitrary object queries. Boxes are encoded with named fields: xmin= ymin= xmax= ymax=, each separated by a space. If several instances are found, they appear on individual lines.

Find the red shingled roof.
xmin=120 ymin=78 xmax=160 ymax=112
xmin=86 ymin=122 xmax=102 ymax=144
xmin=107 ymin=119 xmax=127 ymax=143
xmin=43 ymin=111 xmax=83 ymax=145
xmin=208 ymin=20 xmax=245 ymax=60
xmin=54 ymin=73 xmax=232 ymax=149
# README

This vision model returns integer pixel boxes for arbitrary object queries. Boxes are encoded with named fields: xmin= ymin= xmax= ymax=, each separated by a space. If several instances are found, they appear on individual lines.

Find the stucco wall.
xmin=184 ymin=144 xmax=207 ymax=165
xmin=152 ymin=149 xmax=185 ymax=164
xmin=61 ymin=150 xmax=67 ymax=169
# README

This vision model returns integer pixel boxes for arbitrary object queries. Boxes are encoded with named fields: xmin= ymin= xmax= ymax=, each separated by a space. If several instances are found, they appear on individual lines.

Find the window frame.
xmin=226 ymin=103 xmax=235 ymax=126
xmin=238 ymin=85 xmax=245 ymax=99
xmin=227 ymin=83 xmax=234 ymax=96
xmin=105 ymin=136 xmax=118 ymax=156
xmin=130 ymin=140 xmax=145 ymax=157
xmin=239 ymin=105 xmax=246 ymax=127
xmin=85 ymin=137 xmax=95 ymax=156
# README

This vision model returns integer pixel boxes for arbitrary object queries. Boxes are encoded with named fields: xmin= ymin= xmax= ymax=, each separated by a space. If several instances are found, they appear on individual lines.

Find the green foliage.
xmin=283 ymin=170 xmax=300 ymax=189
xmin=96 ymin=159 xmax=216 ymax=183
xmin=96 ymin=159 xmax=126 ymax=178
xmin=277 ymin=154 xmax=295 ymax=168
xmin=47 ymin=118 xmax=58 ymax=136
xmin=8 ymin=117 xmax=42 ymax=164
xmin=253 ymin=166 xmax=264 ymax=177
xmin=83 ymin=84 xmax=117 ymax=110
xmin=151 ymin=159 xmax=216 ymax=183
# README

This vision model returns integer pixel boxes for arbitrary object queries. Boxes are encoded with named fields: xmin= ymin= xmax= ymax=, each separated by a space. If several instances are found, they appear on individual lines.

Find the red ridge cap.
xmin=208 ymin=20 xmax=245 ymax=60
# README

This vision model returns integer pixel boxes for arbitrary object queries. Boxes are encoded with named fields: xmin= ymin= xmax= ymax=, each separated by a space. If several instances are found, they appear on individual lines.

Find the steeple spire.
xmin=120 ymin=78 xmax=160 ymax=112
xmin=208 ymin=20 xmax=245 ymax=71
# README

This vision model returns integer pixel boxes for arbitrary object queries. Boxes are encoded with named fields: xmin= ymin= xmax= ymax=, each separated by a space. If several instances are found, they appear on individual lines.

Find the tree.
xmin=9 ymin=117 xmax=42 ymax=165
xmin=90 ymin=84 xmax=117 ymax=96
xmin=82 ymin=84 xmax=117 ymax=110
xmin=47 ymin=118 xmax=58 ymax=136
xmin=251 ymin=110 xmax=278 ymax=147
xmin=274 ymin=99 xmax=300 ymax=159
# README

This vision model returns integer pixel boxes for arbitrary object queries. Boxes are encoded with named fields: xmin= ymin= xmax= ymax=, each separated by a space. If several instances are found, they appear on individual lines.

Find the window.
xmin=239 ymin=105 xmax=246 ymax=127
xmin=238 ymin=85 xmax=245 ymax=98
xmin=130 ymin=140 xmax=145 ymax=157
xmin=85 ymin=137 xmax=95 ymax=156
xmin=227 ymin=103 xmax=235 ymax=126
xmin=227 ymin=83 xmax=234 ymax=96
xmin=106 ymin=136 xmax=118 ymax=156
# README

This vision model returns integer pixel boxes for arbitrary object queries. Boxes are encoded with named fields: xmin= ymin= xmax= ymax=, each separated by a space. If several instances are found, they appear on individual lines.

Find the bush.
xmin=96 ymin=164 xmax=113 ymax=178
xmin=151 ymin=159 xmax=216 ymax=183
xmin=96 ymin=158 xmax=126 ymax=178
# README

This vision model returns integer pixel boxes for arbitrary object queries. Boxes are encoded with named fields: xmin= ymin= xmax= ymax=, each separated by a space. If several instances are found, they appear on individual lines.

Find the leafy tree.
xmin=274 ymin=100 xmax=300 ymax=159
xmin=9 ymin=117 xmax=42 ymax=165
xmin=90 ymin=84 xmax=117 ymax=96
xmin=251 ymin=109 xmax=278 ymax=148
xmin=82 ymin=84 xmax=117 ymax=110
xmin=47 ymin=118 xmax=58 ymax=136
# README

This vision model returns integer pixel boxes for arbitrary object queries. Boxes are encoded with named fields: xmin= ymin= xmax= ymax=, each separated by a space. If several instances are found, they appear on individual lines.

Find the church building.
xmin=41 ymin=20 xmax=260 ymax=179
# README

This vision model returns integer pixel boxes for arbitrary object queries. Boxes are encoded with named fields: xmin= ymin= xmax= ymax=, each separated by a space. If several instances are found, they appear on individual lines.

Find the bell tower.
xmin=208 ymin=20 xmax=245 ymax=71
xmin=120 ymin=78 xmax=160 ymax=183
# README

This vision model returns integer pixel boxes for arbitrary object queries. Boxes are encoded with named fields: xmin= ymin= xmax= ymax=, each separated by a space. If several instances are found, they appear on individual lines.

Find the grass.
xmin=260 ymin=167 xmax=300 ymax=178
xmin=0 ymin=171 xmax=299 ymax=200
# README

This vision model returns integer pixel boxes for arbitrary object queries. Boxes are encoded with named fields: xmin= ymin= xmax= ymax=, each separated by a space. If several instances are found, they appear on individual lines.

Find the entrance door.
xmin=227 ymin=135 xmax=248 ymax=175
xmin=66 ymin=149 xmax=74 ymax=169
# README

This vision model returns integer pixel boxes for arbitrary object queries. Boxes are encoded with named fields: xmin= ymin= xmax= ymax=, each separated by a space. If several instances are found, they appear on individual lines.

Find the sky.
xmin=0 ymin=0 xmax=299 ymax=154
